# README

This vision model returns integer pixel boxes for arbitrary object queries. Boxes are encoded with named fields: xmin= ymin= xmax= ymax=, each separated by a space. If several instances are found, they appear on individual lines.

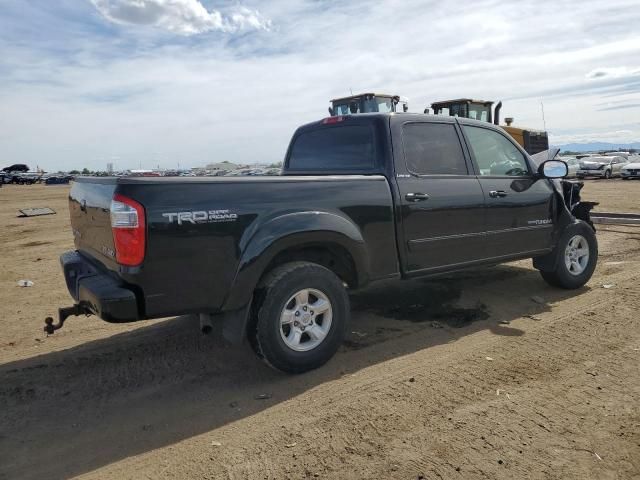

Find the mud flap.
xmin=221 ymin=303 xmax=252 ymax=345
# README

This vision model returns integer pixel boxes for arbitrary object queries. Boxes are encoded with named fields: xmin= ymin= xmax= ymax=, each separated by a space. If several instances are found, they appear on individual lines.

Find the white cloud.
xmin=586 ymin=67 xmax=640 ymax=79
xmin=551 ymin=129 xmax=638 ymax=145
xmin=1 ymin=0 xmax=640 ymax=171
xmin=90 ymin=0 xmax=270 ymax=34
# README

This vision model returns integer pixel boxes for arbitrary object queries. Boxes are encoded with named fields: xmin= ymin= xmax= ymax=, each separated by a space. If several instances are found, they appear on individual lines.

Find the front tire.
xmin=539 ymin=221 xmax=598 ymax=289
xmin=251 ymin=262 xmax=349 ymax=374
xmin=604 ymin=169 xmax=611 ymax=179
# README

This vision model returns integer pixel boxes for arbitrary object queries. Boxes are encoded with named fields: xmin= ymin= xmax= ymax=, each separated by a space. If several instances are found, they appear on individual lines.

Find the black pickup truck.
xmin=53 ymin=113 xmax=597 ymax=373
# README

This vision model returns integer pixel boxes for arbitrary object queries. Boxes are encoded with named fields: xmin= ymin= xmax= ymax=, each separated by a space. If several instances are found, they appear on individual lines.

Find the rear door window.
xmin=402 ymin=123 xmax=468 ymax=175
xmin=288 ymin=125 xmax=375 ymax=170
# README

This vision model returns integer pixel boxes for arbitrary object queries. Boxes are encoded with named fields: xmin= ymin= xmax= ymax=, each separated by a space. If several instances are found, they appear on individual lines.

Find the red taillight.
xmin=322 ymin=116 xmax=345 ymax=124
xmin=110 ymin=193 xmax=145 ymax=266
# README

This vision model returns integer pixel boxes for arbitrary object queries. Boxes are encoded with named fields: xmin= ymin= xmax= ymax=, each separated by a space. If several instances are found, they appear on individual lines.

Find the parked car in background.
xmin=577 ymin=155 xmax=627 ymax=179
xmin=44 ymin=175 xmax=74 ymax=185
xmin=558 ymin=156 xmax=580 ymax=177
xmin=2 ymin=163 xmax=29 ymax=173
xmin=12 ymin=172 xmax=42 ymax=184
xmin=620 ymin=161 xmax=640 ymax=180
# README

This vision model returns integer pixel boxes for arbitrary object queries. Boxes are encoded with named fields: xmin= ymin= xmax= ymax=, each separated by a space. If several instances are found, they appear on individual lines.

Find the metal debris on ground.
xmin=602 ymin=284 xmax=615 ymax=289
xmin=351 ymin=331 xmax=368 ymax=337
xmin=485 ymin=356 xmax=494 ymax=361
xmin=210 ymin=441 xmax=222 ymax=447
xmin=17 ymin=280 xmax=34 ymax=287
xmin=255 ymin=393 xmax=272 ymax=400
xmin=530 ymin=296 xmax=545 ymax=304
xmin=17 ymin=207 xmax=56 ymax=217
xmin=591 ymin=211 xmax=640 ymax=225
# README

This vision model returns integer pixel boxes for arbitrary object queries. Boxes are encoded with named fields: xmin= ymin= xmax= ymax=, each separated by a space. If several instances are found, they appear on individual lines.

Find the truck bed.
xmin=68 ymin=174 xmax=398 ymax=318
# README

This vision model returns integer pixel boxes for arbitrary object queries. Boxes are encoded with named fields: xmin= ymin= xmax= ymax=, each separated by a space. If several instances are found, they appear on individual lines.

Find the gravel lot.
xmin=0 ymin=180 xmax=638 ymax=480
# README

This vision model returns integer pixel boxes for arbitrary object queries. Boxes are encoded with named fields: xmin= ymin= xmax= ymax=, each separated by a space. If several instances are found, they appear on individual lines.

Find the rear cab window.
xmin=287 ymin=123 xmax=377 ymax=172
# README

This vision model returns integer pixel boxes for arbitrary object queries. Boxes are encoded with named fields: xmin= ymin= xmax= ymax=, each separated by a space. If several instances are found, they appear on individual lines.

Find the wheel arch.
xmin=222 ymin=211 xmax=369 ymax=312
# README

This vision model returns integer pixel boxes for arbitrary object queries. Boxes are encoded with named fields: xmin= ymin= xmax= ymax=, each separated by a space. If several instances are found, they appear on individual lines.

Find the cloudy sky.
xmin=1 ymin=0 xmax=639 ymax=171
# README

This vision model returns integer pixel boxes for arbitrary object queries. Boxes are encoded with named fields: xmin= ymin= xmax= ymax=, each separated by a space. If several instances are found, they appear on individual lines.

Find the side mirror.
xmin=538 ymin=160 xmax=568 ymax=179
xmin=328 ymin=107 xmax=335 ymax=116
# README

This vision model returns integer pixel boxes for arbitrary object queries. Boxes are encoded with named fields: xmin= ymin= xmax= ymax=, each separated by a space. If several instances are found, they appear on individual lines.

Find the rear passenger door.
xmin=461 ymin=123 xmax=555 ymax=258
xmin=393 ymin=120 xmax=487 ymax=273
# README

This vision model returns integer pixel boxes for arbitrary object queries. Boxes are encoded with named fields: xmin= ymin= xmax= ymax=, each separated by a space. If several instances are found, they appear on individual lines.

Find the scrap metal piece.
xmin=18 ymin=207 xmax=56 ymax=217
xmin=591 ymin=212 xmax=640 ymax=225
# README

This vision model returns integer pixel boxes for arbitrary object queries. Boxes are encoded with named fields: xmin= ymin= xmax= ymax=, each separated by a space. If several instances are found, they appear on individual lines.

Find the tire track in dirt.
xmin=78 ymin=266 xmax=640 ymax=480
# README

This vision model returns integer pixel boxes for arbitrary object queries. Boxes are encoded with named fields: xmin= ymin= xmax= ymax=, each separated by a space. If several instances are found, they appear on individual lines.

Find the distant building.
xmin=205 ymin=162 xmax=239 ymax=171
xmin=107 ymin=163 xmax=114 ymax=174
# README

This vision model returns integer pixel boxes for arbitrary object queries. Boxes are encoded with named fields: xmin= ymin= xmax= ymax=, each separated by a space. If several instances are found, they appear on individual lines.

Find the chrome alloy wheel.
xmin=564 ymin=234 xmax=590 ymax=276
xmin=279 ymin=288 xmax=333 ymax=352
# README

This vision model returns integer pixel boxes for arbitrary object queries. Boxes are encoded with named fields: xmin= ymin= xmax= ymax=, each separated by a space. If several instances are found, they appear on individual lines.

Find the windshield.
xmin=362 ymin=97 xmax=393 ymax=113
xmin=333 ymin=102 xmax=355 ymax=115
xmin=332 ymin=96 xmax=394 ymax=115
xmin=468 ymin=104 xmax=491 ymax=122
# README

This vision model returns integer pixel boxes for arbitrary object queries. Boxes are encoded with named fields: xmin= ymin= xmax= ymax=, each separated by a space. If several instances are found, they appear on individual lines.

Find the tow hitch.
xmin=44 ymin=304 xmax=92 ymax=334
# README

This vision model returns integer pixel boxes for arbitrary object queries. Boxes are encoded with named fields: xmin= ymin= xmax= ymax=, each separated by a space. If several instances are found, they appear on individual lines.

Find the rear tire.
xmin=251 ymin=262 xmax=349 ymax=374
xmin=604 ymin=170 xmax=611 ymax=179
xmin=539 ymin=221 xmax=598 ymax=289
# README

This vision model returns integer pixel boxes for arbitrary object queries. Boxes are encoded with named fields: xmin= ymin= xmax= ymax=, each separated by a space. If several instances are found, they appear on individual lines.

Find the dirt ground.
xmin=0 ymin=180 xmax=639 ymax=480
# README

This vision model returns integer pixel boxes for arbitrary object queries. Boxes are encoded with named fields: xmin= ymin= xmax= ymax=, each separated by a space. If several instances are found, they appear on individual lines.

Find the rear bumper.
xmin=61 ymin=250 xmax=140 ymax=322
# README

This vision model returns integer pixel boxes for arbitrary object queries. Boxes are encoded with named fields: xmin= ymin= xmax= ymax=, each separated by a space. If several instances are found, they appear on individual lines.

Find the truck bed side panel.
xmin=113 ymin=176 xmax=396 ymax=317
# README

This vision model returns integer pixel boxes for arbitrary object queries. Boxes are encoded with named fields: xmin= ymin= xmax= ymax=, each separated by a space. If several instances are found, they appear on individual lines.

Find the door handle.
xmin=405 ymin=192 xmax=430 ymax=202
xmin=489 ymin=190 xmax=508 ymax=198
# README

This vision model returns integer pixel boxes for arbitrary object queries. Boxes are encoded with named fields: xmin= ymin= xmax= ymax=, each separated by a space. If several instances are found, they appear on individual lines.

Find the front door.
xmin=393 ymin=120 xmax=487 ymax=273
xmin=461 ymin=123 xmax=555 ymax=259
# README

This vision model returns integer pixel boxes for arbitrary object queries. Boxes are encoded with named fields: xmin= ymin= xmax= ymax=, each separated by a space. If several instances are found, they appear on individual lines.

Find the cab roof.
xmin=431 ymin=98 xmax=494 ymax=107
xmin=330 ymin=93 xmax=400 ymax=103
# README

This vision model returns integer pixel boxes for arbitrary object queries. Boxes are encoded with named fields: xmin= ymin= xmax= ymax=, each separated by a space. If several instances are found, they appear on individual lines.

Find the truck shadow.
xmin=0 ymin=264 xmax=588 ymax=480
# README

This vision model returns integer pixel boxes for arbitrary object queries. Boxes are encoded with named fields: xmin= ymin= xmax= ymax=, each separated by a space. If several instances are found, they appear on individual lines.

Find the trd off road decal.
xmin=162 ymin=210 xmax=238 ymax=225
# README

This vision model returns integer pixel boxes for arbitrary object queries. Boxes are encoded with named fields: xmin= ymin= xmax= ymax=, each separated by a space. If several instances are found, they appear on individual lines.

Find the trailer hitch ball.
xmin=44 ymin=305 xmax=91 ymax=335
xmin=44 ymin=317 xmax=57 ymax=335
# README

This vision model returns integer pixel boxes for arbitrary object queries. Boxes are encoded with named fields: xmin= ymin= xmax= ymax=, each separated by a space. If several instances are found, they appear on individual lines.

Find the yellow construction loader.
xmin=429 ymin=99 xmax=549 ymax=155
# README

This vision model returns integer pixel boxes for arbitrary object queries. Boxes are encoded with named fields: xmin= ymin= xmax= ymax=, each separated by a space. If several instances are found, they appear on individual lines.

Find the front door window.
xmin=463 ymin=126 xmax=529 ymax=176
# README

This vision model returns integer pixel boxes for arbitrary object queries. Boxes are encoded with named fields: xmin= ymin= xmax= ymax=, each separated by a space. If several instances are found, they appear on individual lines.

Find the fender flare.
xmin=222 ymin=211 xmax=369 ymax=311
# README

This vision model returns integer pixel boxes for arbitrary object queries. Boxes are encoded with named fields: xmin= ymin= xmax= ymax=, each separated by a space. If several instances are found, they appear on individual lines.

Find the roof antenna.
xmin=540 ymin=99 xmax=547 ymax=131
xmin=350 ymin=87 xmax=353 ymax=95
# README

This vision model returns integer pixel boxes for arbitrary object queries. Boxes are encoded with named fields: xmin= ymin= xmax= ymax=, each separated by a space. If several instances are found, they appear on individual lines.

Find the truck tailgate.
xmin=69 ymin=178 xmax=118 ymax=268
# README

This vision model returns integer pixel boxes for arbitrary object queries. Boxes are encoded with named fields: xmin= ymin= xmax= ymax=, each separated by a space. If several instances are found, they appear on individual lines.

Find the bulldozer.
xmin=328 ymin=93 xmax=408 ymax=116
xmin=429 ymin=99 xmax=549 ymax=155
